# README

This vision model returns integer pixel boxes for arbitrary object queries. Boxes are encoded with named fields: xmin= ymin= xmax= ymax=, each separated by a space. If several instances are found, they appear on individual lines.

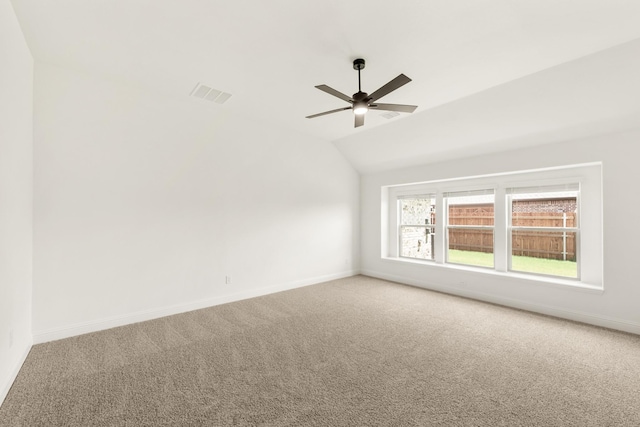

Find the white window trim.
xmin=382 ymin=163 xmax=603 ymax=290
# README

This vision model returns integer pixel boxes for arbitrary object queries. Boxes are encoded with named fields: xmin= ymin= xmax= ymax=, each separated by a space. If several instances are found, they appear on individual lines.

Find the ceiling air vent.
xmin=190 ymin=83 xmax=232 ymax=104
xmin=380 ymin=111 xmax=400 ymax=120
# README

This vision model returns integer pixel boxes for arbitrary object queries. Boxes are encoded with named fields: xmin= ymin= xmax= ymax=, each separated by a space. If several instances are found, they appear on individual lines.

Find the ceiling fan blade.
xmin=315 ymin=85 xmax=354 ymax=103
xmin=370 ymin=103 xmax=418 ymax=113
xmin=306 ymin=106 xmax=352 ymax=119
xmin=354 ymin=114 xmax=364 ymax=128
xmin=369 ymin=74 xmax=412 ymax=102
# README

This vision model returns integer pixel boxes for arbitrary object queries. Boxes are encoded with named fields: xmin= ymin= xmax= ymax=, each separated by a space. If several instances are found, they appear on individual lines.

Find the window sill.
xmin=381 ymin=256 xmax=604 ymax=294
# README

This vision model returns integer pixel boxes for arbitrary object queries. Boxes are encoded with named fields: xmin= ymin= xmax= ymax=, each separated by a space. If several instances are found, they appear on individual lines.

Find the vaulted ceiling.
xmin=11 ymin=0 xmax=640 ymax=172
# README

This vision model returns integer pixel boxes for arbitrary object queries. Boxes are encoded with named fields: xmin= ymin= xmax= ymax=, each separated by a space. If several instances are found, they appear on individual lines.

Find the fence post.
xmin=562 ymin=212 xmax=567 ymax=261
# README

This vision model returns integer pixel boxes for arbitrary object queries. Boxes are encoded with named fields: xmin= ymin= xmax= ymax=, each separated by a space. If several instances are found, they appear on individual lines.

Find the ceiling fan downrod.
xmin=353 ymin=58 xmax=365 ymax=93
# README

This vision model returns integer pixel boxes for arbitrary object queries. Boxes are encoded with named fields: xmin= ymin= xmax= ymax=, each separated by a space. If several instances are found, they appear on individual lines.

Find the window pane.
xmin=511 ymin=192 xmax=578 ymax=227
xmin=400 ymin=197 xmax=435 ymax=225
xmin=447 ymin=193 xmax=494 ymax=226
xmin=511 ymin=230 xmax=577 ymax=278
xmin=399 ymin=196 xmax=436 ymax=260
xmin=446 ymin=191 xmax=494 ymax=268
xmin=510 ymin=188 xmax=578 ymax=278
xmin=400 ymin=226 xmax=435 ymax=260
xmin=447 ymin=229 xmax=494 ymax=268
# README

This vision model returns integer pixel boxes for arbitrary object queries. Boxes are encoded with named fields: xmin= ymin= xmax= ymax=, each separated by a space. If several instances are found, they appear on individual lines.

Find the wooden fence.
xmin=449 ymin=200 xmax=576 ymax=261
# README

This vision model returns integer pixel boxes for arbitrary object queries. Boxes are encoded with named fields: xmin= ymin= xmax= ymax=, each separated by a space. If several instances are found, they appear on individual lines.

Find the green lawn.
xmin=447 ymin=249 xmax=577 ymax=278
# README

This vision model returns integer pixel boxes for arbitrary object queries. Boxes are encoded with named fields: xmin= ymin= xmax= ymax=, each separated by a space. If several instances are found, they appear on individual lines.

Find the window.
xmin=383 ymin=163 xmax=602 ymax=289
xmin=399 ymin=196 xmax=436 ymax=260
xmin=508 ymin=184 xmax=579 ymax=279
xmin=445 ymin=190 xmax=495 ymax=268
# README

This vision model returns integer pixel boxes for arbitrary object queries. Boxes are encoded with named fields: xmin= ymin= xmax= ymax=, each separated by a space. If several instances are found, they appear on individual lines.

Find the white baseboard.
xmin=33 ymin=270 xmax=360 ymax=344
xmin=362 ymin=269 xmax=640 ymax=336
xmin=0 ymin=341 xmax=32 ymax=407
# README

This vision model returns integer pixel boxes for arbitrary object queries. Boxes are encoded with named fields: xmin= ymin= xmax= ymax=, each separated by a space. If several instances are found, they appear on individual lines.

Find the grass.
xmin=447 ymin=249 xmax=577 ymax=278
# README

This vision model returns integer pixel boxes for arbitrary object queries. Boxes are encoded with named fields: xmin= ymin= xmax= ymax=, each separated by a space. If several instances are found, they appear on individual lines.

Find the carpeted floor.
xmin=1 ymin=275 xmax=640 ymax=426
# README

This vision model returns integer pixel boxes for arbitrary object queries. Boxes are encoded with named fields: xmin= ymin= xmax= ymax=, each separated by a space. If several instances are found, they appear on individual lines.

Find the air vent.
xmin=380 ymin=111 xmax=400 ymax=119
xmin=190 ymin=83 xmax=232 ymax=104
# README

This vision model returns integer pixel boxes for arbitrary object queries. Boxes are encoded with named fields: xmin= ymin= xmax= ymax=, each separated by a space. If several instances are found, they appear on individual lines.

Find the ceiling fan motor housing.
xmin=353 ymin=91 xmax=369 ymax=102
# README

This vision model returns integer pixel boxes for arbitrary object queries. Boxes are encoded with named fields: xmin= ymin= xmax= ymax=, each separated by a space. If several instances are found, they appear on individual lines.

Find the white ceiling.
xmin=11 ymin=0 xmax=640 ymax=172
xmin=335 ymin=38 xmax=640 ymax=172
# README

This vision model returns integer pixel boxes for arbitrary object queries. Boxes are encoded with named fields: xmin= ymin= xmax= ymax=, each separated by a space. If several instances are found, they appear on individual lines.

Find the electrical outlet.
xmin=225 ymin=276 xmax=232 ymax=285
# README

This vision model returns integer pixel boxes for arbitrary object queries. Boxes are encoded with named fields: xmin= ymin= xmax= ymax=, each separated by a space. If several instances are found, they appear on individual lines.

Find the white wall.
xmin=0 ymin=0 xmax=33 ymax=404
xmin=32 ymin=63 xmax=359 ymax=341
xmin=361 ymin=129 xmax=640 ymax=334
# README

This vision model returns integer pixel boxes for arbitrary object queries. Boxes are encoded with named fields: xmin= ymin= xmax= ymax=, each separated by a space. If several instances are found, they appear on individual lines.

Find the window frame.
xmin=444 ymin=189 xmax=496 ymax=269
xmin=506 ymin=184 xmax=581 ymax=279
xmin=398 ymin=195 xmax=436 ymax=261
xmin=383 ymin=163 xmax=603 ymax=290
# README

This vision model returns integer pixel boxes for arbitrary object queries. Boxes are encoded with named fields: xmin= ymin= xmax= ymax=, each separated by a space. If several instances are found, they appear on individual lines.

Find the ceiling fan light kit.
xmin=306 ymin=58 xmax=418 ymax=128
xmin=353 ymin=101 xmax=368 ymax=115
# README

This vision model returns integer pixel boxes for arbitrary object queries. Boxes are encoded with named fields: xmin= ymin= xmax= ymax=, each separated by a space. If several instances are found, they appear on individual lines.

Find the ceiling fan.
xmin=306 ymin=58 xmax=418 ymax=128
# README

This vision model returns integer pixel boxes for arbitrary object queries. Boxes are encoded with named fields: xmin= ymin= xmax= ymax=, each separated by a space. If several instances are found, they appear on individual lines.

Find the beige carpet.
xmin=2 ymin=275 xmax=640 ymax=426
